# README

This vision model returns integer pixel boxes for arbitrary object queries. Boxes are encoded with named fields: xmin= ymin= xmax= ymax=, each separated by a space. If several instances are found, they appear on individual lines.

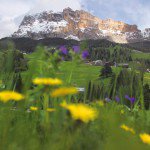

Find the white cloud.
xmin=29 ymin=0 xmax=82 ymax=13
xmin=83 ymin=0 xmax=150 ymax=29
xmin=0 ymin=0 xmax=32 ymax=18
xmin=0 ymin=0 xmax=34 ymax=38
xmin=0 ymin=0 xmax=82 ymax=38
xmin=0 ymin=0 xmax=149 ymax=38
xmin=0 ymin=17 xmax=18 ymax=38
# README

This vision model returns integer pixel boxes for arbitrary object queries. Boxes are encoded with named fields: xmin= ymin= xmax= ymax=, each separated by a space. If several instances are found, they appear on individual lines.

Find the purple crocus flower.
xmin=82 ymin=50 xmax=89 ymax=59
xmin=72 ymin=46 xmax=80 ymax=53
xmin=115 ymin=96 xmax=120 ymax=102
xmin=125 ymin=95 xmax=136 ymax=104
xmin=59 ymin=46 xmax=68 ymax=55
xmin=130 ymin=97 xmax=136 ymax=104
xmin=125 ymin=95 xmax=130 ymax=100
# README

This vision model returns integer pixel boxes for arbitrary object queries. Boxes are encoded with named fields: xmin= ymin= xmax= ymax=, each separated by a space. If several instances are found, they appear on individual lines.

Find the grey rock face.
xmin=13 ymin=8 xmax=150 ymax=43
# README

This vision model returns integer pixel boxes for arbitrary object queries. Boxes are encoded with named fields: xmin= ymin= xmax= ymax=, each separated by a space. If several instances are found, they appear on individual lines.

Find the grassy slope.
xmin=132 ymin=51 xmax=150 ymax=59
xmin=131 ymin=52 xmax=150 ymax=85
xmin=56 ymin=61 xmax=150 ymax=87
xmin=56 ymin=62 xmax=100 ymax=87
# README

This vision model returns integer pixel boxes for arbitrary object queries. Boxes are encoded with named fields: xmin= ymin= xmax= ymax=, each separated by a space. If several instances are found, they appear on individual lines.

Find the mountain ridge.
xmin=12 ymin=7 xmax=150 ymax=43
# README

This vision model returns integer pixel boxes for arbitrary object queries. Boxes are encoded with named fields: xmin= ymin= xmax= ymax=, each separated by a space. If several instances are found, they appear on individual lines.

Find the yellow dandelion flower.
xmin=33 ymin=78 xmax=62 ymax=85
xmin=120 ymin=110 xmax=125 ymax=115
xmin=140 ymin=133 xmax=150 ymax=145
xmin=51 ymin=87 xmax=78 ymax=97
xmin=30 ymin=106 xmax=38 ymax=111
xmin=47 ymin=108 xmax=56 ymax=112
xmin=120 ymin=124 xmax=135 ymax=134
xmin=0 ymin=91 xmax=24 ymax=103
xmin=61 ymin=103 xmax=97 ymax=123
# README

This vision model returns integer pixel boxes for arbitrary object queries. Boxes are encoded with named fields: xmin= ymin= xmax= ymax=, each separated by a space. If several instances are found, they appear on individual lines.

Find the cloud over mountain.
xmin=0 ymin=0 xmax=82 ymax=38
xmin=0 ymin=0 xmax=149 ymax=38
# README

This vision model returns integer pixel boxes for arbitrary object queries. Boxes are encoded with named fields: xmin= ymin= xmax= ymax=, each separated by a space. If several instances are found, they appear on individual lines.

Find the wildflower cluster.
xmin=30 ymin=106 xmax=38 ymax=111
xmin=140 ymin=133 xmax=150 ymax=145
xmin=59 ymin=45 xmax=89 ymax=60
xmin=30 ymin=76 xmax=97 ymax=124
xmin=0 ymin=91 xmax=24 ymax=103
xmin=120 ymin=124 xmax=135 ymax=134
xmin=61 ymin=101 xmax=97 ymax=123
xmin=51 ymin=87 xmax=78 ymax=97
xmin=30 ymin=106 xmax=56 ymax=112
xmin=120 ymin=124 xmax=150 ymax=145
xmin=125 ymin=95 xmax=136 ymax=104
xmin=33 ymin=78 xmax=62 ymax=85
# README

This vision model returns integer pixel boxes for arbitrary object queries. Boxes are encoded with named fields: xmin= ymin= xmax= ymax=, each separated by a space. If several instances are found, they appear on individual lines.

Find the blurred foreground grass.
xmin=0 ymin=101 xmax=150 ymax=150
xmin=0 ymin=48 xmax=149 ymax=150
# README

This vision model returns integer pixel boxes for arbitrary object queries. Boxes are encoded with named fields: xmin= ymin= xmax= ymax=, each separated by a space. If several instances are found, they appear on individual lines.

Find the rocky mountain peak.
xmin=13 ymin=8 xmax=149 ymax=43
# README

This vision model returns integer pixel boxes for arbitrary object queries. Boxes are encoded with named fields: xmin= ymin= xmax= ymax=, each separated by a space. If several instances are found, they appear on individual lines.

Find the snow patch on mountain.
xmin=17 ymin=20 xmax=68 ymax=37
xmin=65 ymin=35 xmax=80 ymax=41
xmin=13 ymin=8 xmax=150 ymax=43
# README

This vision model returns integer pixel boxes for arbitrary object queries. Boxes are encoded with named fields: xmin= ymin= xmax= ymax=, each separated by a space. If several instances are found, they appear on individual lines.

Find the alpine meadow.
xmin=0 ymin=0 xmax=150 ymax=150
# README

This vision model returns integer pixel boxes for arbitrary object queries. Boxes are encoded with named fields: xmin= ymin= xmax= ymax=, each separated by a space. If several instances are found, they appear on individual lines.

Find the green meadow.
xmin=56 ymin=61 xmax=150 ymax=87
xmin=0 ymin=47 xmax=149 ymax=150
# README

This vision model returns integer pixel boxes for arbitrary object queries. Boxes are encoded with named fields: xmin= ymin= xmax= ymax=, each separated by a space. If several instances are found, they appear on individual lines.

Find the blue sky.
xmin=0 ymin=0 xmax=150 ymax=38
xmin=83 ymin=0 xmax=150 ymax=27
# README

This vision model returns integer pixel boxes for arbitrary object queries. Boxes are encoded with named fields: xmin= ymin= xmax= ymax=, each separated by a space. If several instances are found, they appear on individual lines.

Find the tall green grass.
xmin=0 ymin=47 xmax=149 ymax=150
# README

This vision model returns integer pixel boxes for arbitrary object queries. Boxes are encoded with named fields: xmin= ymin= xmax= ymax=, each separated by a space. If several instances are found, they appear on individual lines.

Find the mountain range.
xmin=12 ymin=7 xmax=150 ymax=44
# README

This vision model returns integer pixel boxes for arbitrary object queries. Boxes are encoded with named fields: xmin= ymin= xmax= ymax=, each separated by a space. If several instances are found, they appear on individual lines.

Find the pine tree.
xmin=100 ymin=64 xmax=113 ymax=77
xmin=143 ymin=84 xmax=150 ymax=109
xmin=86 ymin=80 xmax=91 ymax=100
